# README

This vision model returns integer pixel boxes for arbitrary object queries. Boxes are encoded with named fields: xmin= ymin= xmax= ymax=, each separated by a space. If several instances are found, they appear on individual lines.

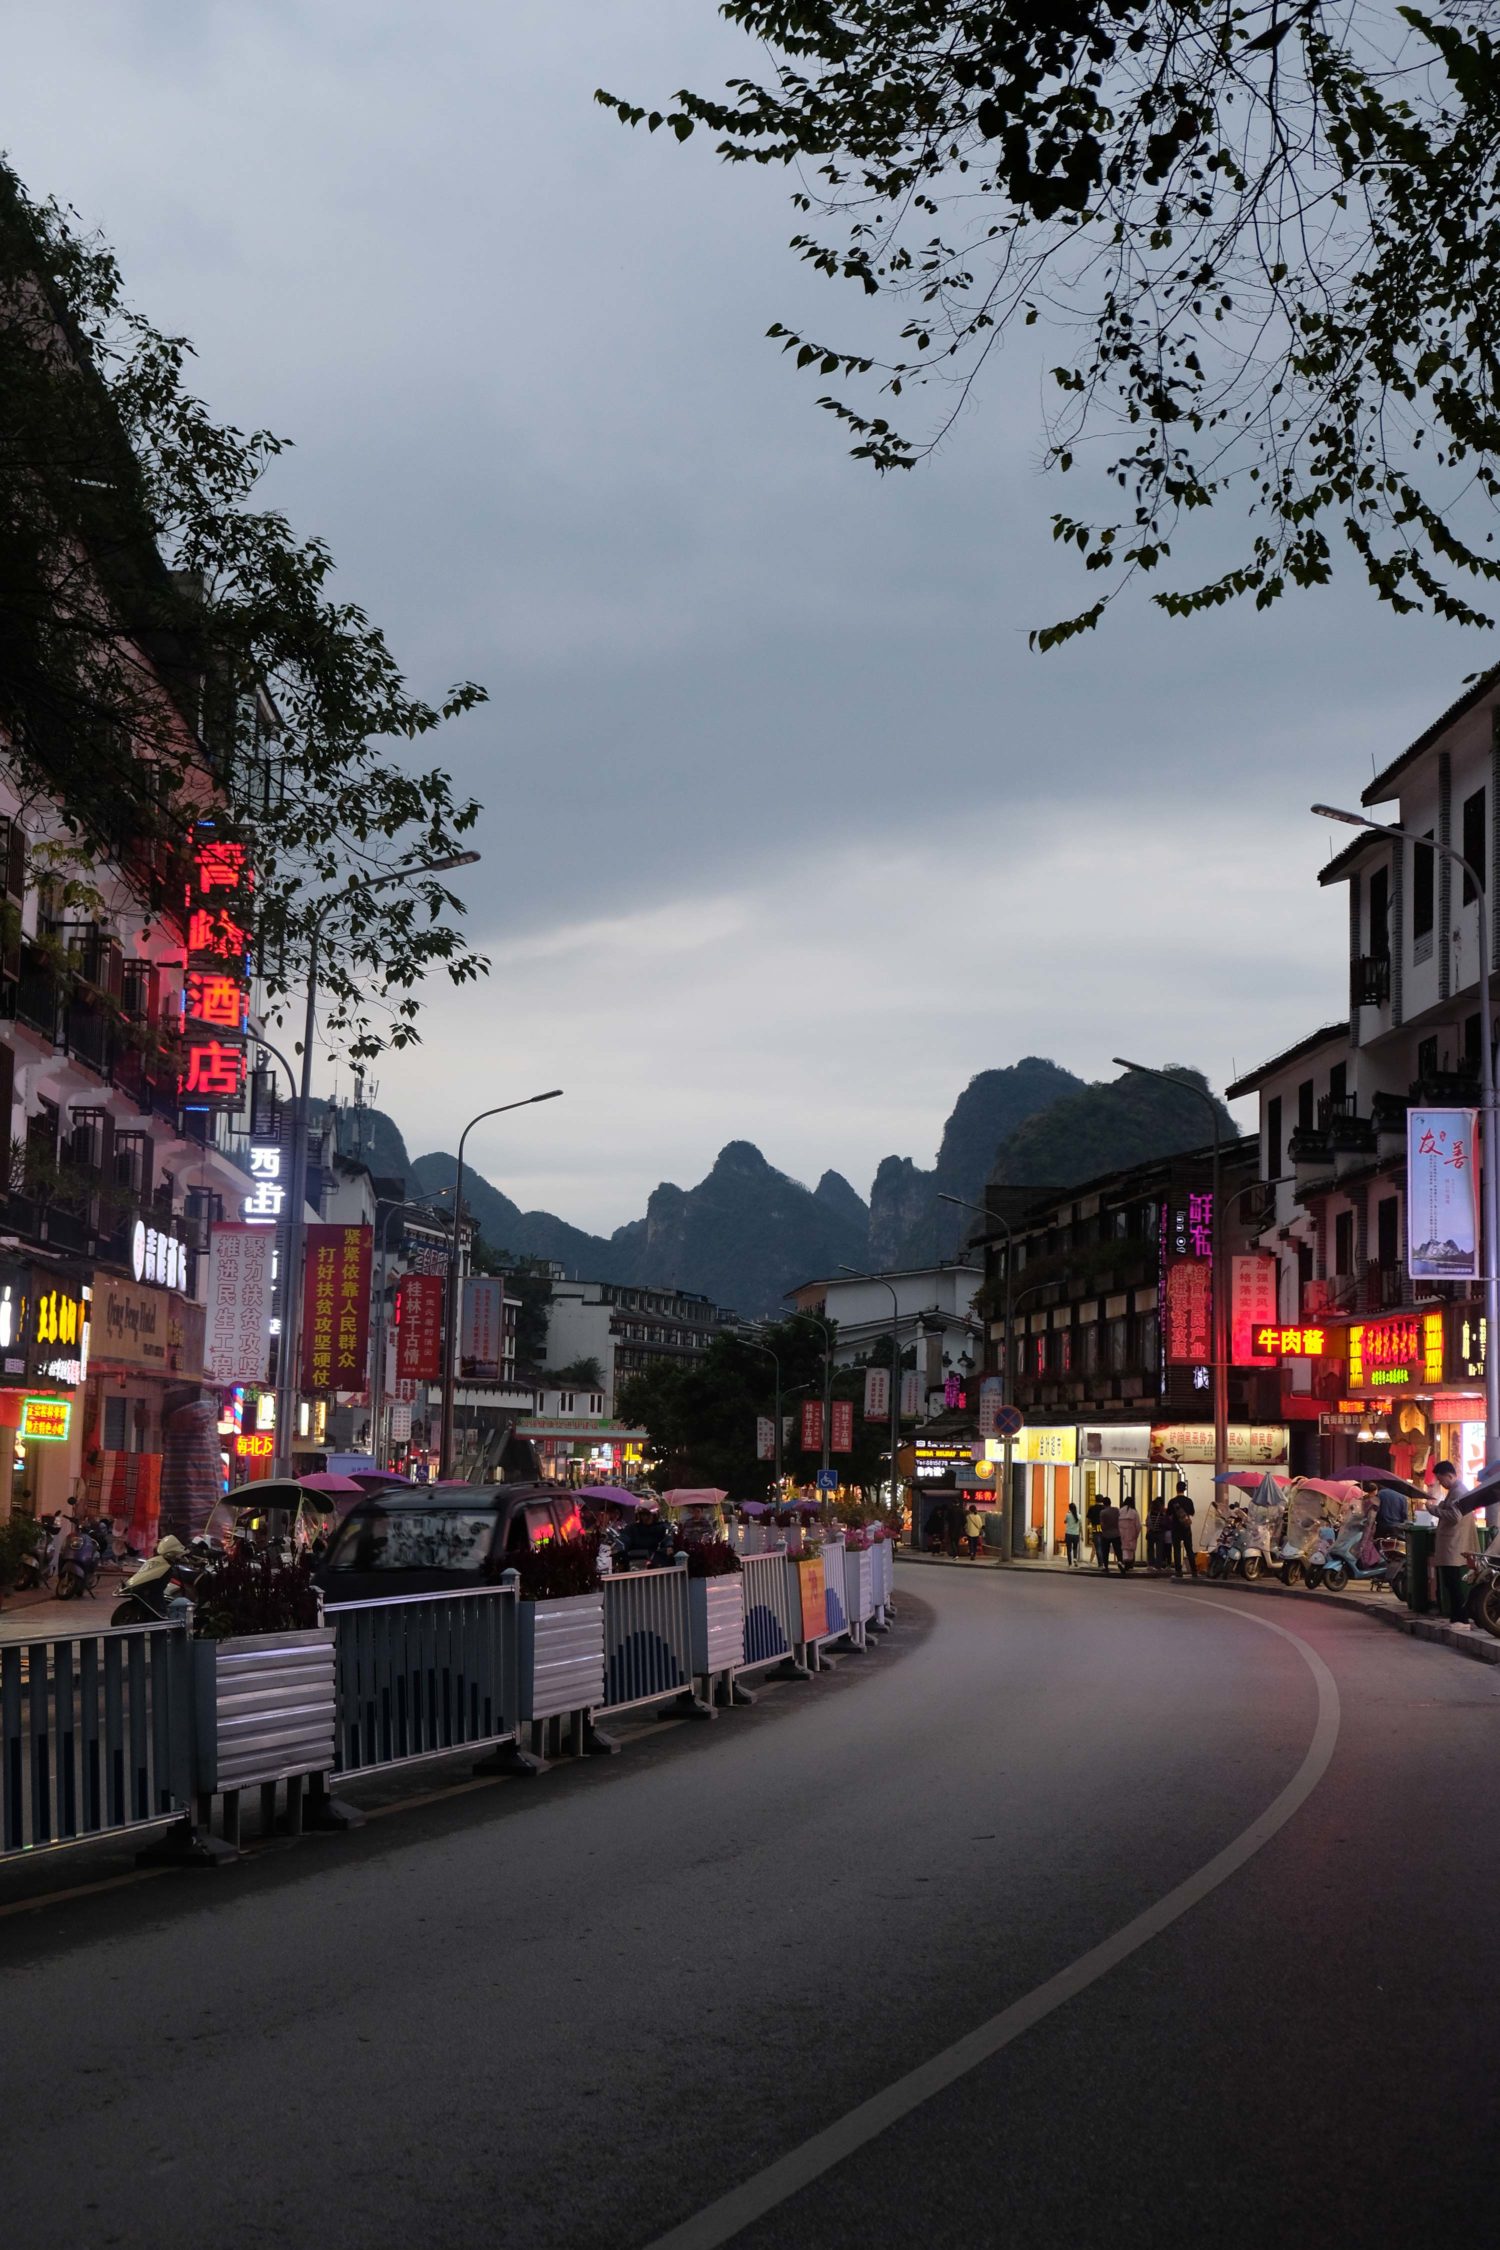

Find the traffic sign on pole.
xmin=996 ymin=1404 xmax=1025 ymax=1441
xmin=816 ymin=1468 xmax=838 ymax=1492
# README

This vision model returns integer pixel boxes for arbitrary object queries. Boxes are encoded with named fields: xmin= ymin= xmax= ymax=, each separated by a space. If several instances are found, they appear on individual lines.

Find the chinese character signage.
xmin=241 ymin=1144 xmax=285 ymax=1225
xmin=21 ymin=1395 xmax=71 ymax=1441
xmin=1231 ymin=1255 xmax=1280 ymax=1366
xmin=1408 ymin=1107 xmax=1480 ymax=1280
xmin=1346 ymin=1310 xmax=1444 ymax=1392
xmin=977 ymin=1374 xmax=1004 ymax=1437
xmin=800 ymin=1399 xmax=824 ymax=1452
xmin=301 ymin=1224 xmax=372 ymax=1392
xmin=179 ymin=824 xmax=251 ymax=1113
xmin=863 ymin=1366 xmax=890 ymax=1422
xmin=394 ymin=1273 xmax=444 ymax=1381
xmin=460 ymin=1277 xmax=504 ymax=1380
xmin=1251 ymin=1324 xmax=1331 ymax=1361
xmin=830 ymin=1399 xmax=853 ymax=1454
xmin=1016 ymin=1426 xmax=1078 ymax=1464
xmin=899 ymin=1371 xmax=922 ymax=1417
xmin=130 ymin=1218 xmax=188 ymax=1292
xmin=1447 ymin=1305 xmax=1486 ymax=1384
xmin=1149 ymin=1423 xmax=1288 ymax=1465
xmin=1165 ymin=1259 xmax=1213 ymax=1363
xmin=205 ymin=1222 xmax=275 ymax=1385
xmin=756 ymin=1415 xmax=775 ymax=1461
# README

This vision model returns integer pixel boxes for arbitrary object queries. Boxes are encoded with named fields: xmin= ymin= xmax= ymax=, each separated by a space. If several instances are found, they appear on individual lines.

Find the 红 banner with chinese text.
xmin=460 ymin=1277 xmax=505 ymax=1380
xmin=830 ymin=1399 xmax=853 ymax=1453
xmin=395 ymin=1273 xmax=444 ymax=1381
xmin=1164 ymin=1259 xmax=1212 ymax=1364
xmin=1408 ymin=1108 xmax=1480 ymax=1280
xmin=204 ymin=1222 xmax=274 ymax=1386
xmin=1231 ymin=1255 xmax=1280 ymax=1366
xmin=300 ymin=1224 xmax=373 ymax=1392
xmin=800 ymin=1399 xmax=823 ymax=1452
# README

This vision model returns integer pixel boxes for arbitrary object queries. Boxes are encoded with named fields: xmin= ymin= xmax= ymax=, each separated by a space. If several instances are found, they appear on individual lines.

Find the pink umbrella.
xmin=662 ymin=1488 xmax=728 ymax=1508
xmin=1213 ymin=1471 xmax=1289 ymax=1490
xmin=298 ymin=1471 xmax=364 ymax=1496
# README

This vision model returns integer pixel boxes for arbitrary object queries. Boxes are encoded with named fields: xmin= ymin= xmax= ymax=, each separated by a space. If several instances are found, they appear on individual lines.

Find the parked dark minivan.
xmin=315 ymin=1481 xmax=584 ymax=1604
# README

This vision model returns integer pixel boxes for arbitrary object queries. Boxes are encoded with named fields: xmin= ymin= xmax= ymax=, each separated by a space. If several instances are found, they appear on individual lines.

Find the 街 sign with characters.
xmin=300 ymin=1224 xmax=373 ymax=1393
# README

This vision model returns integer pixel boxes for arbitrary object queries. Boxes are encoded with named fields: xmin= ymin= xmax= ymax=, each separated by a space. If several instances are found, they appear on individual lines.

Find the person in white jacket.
xmin=1430 ymin=1461 xmax=1479 ymax=1626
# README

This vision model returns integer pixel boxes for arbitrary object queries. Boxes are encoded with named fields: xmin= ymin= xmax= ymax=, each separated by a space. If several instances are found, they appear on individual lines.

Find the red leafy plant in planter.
xmin=194 ymin=1545 xmax=321 ymax=1640
xmin=670 ymin=1537 xmax=742 ymax=1578
xmin=508 ymin=1535 xmax=602 ymax=1601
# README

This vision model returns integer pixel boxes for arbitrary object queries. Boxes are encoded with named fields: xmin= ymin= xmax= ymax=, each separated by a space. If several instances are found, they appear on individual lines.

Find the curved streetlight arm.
xmin=439 ymin=1091 xmax=564 ymax=1479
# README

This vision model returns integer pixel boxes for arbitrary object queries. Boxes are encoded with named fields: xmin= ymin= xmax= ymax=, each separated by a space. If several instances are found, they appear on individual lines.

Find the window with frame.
xmin=1412 ymin=830 xmax=1435 ymax=941
xmin=1334 ymin=1209 xmax=1355 ymax=1276
xmin=1463 ymin=787 xmax=1487 ymax=905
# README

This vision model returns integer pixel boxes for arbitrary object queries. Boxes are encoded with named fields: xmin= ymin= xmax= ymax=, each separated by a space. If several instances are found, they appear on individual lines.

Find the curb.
xmin=896 ymin=1548 xmax=1500 ymax=1666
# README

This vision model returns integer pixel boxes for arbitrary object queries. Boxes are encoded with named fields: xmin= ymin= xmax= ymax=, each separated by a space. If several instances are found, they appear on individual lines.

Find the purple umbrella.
xmin=578 ymin=1485 xmax=645 ymax=1511
xmin=1329 ymin=1465 xmax=1425 ymax=1497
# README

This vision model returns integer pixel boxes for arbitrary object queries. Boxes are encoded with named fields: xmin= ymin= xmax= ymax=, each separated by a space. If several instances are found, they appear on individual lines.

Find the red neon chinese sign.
xmin=179 ymin=826 xmax=251 ymax=1111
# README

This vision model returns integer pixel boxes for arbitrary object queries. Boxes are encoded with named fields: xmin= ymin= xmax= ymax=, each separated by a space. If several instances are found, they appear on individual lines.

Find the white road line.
xmin=644 ymin=1602 xmax=1340 ymax=2250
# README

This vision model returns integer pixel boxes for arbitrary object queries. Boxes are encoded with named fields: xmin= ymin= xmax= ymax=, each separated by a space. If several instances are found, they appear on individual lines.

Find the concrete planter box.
xmin=688 ymin=1573 xmax=745 ymax=1677
xmin=192 ymin=1627 xmax=337 ymax=1795
xmin=842 ymin=1546 xmax=874 ymax=1625
xmin=519 ymin=1590 xmax=606 ymax=1721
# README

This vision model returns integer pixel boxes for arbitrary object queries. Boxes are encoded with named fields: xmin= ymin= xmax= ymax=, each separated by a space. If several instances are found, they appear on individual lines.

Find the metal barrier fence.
xmin=330 ymin=1584 xmax=520 ymax=1778
xmin=740 ymin=1550 xmax=800 ymax=1667
xmin=1 ymin=1625 xmax=185 ymax=1858
xmin=2 ymin=1542 xmax=902 ymax=1864
xmin=601 ymin=1560 xmax=693 ymax=1713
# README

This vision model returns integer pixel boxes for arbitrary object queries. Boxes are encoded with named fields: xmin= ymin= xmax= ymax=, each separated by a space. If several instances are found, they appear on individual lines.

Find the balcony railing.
xmin=1351 ymin=952 xmax=1391 ymax=1008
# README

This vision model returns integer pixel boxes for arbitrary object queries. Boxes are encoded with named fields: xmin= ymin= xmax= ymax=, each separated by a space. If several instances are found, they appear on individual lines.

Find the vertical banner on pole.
xmin=863 ymin=1367 xmax=890 ymax=1421
xmin=300 ymin=1224 xmax=373 ymax=1391
xmin=395 ymin=1274 xmax=444 ymax=1381
xmin=755 ymin=1416 xmax=775 ymax=1461
xmin=1407 ymin=1108 xmax=1481 ymax=1278
xmin=899 ymin=1371 xmax=922 ymax=1417
xmin=800 ymin=1399 xmax=824 ymax=1452
xmin=830 ymin=1400 xmax=853 ymax=1454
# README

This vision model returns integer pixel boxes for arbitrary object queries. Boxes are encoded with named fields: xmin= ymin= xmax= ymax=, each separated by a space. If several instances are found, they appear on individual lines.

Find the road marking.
xmin=644 ymin=1601 xmax=1340 ymax=2250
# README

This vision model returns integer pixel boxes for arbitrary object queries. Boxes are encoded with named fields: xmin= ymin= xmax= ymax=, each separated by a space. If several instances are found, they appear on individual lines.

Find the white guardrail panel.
xmin=600 ymin=1562 xmax=693 ymax=1713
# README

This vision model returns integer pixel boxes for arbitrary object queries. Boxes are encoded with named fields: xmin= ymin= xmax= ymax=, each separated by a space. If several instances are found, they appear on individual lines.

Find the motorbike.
xmin=1206 ymin=1504 xmax=1264 ymax=1580
xmin=1466 ymin=1531 xmax=1500 ymax=1637
xmin=1311 ymin=1510 xmax=1405 ymax=1596
xmin=11 ymin=1510 xmax=63 ymax=1592
xmin=55 ymin=1521 xmax=101 ymax=1600
xmin=110 ymin=1537 xmax=201 ymax=1626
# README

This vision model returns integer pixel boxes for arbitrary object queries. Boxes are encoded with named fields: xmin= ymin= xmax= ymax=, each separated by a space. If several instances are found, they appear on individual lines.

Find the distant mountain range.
xmin=332 ymin=1058 xmax=1234 ymax=1317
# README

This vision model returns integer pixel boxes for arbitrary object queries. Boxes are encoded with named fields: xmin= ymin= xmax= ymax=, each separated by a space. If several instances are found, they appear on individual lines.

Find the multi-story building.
xmin=965 ymin=1138 xmax=1272 ymax=1553
xmin=786 ymin=1263 xmax=983 ymax=1407
xmin=1228 ymin=667 xmax=1500 ymax=1486
xmin=544 ymin=1278 xmax=739 ymax=1410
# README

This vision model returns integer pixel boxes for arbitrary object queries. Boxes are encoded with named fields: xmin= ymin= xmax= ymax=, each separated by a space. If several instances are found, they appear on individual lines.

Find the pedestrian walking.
xmin=963 ymin=1504 xmax=985 ymax=1561
xmin=1432 ymin=1472 xmax=1478 ymax=1627
xmin=1145 ymin=1494 xmax=1169 ymax=1574
xmin=1063 ymin=1499 xmax=1081 ymax=1568
xmin=1170 ymin=1484 xmax=1198 ymax=1579
xmin=1118 ymin=1497 xmax=1141 ymax=1574
xmin=1097 ymin=1496 xmax=1121 ymax=1572
xmin=1086 ymin=1491 xmax=1105 ymax=1569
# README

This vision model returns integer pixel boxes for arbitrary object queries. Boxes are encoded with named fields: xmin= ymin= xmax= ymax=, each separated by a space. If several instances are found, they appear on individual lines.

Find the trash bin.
xmin=1404 ymin=1523 xmax=1435 ymax=1614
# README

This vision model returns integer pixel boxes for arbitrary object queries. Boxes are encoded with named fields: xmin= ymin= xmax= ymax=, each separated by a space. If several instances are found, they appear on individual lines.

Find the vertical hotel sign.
xmin=179 ymin=826 xmax=251 ymax=1113
xmin=301 ymin=1224 xmax=373 ymax=1392
xmin=1407 ymin=1108 xmax=1480 ymax=1280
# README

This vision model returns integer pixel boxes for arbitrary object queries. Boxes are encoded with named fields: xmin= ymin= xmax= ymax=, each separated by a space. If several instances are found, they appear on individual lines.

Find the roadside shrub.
xmin=671 ymin=1537 xmax=741 ymax=1578
xmin=0 ymin=1512 xmax=45 ymax=1593
xmin=509 ymin=1535 xmax=602 ymax=1601
xmin=194 ymin=1545 xmax=320 ymax=1639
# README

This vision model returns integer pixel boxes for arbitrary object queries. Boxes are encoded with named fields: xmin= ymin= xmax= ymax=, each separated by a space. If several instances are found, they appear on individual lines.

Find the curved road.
xmin=4 ymin=1565 xmax=1497 ymax=2247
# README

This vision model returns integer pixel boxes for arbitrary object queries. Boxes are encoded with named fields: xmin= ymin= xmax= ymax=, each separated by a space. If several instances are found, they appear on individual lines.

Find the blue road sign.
xmin=995 ymin=1404 xmax=1025 ymax=1441
xmin=816 ymin=1468 xmax=839 ymax=1491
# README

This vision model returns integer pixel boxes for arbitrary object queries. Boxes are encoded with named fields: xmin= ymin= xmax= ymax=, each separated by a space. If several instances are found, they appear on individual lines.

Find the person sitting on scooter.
xmin=1372 ymin=1480 xmax=1410 ymax=1538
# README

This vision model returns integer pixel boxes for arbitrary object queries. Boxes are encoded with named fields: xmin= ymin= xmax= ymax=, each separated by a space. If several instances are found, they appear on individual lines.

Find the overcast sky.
xmin=7 ymin=3 xmax=1483 ymax=1230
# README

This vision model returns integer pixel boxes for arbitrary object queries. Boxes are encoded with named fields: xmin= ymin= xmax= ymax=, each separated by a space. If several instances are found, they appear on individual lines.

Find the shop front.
xmin=1012 ymin=1425 xmax=1078 ymax=1556
xmin=0 ymin=1259 xmax=92 ymax=1523
xmin=517 ymin=1416 xmax=648 ymax=1486
xmin=1305 ymin=1306 xmax=1487 ymax=1487
xmin=81 ymin=1271 xmax=208 ymax=1548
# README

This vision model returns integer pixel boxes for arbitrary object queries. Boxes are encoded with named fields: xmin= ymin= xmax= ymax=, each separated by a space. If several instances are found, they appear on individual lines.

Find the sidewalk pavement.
xmin=895 ymin=1545 xmax=1500 ymax=1666
xmin=0 ymin=1572 xmax=129 ymax=1643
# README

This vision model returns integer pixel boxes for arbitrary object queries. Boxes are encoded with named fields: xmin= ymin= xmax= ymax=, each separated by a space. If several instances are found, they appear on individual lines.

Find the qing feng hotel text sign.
xmin=300 ymin=1225 xmax=373 ymax=1393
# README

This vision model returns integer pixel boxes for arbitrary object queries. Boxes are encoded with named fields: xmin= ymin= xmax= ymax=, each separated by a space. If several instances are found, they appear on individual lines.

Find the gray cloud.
xmin=6 ymin=0 xmax=1480 ymax=1227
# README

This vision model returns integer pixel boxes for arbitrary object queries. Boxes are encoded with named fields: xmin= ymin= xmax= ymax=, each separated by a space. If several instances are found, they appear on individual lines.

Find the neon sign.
xmin=234 ymin=1431 xmax=274 ymax=1459
xmin=21 ymin=1396 xmax=71 ymax=1441
xmin=1347 ymin=1311 xmax=1444 ymax=1391
xmin=179 ymin=825 xmax=251 ymax=1112
xmin=1253 ymin=1326 xmax=1330 ymax=1360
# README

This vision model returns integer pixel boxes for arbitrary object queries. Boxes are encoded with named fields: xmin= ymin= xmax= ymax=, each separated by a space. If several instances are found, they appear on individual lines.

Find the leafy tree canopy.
xmin=0 ymin=160 xmax=485 ymax=1058
xmin=602 ymin=4 xmax=1500 ymax=643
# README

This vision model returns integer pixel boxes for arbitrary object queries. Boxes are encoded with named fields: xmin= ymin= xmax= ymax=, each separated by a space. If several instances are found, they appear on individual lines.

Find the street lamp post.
xmin=730 ymin=1332 xmax=784 ymax=1491
xmin=370 ymin=1188 xmax=453 ymax=1472
xmin=838 ymin=1266 xmax=904 ymax=1531
xmin=939 ymin=1190 xmax=1021 ymax=1551
xmin=439 ymin=1091 xmax=563 ymax=1480
xmin=273 ymin=851 xmax=480 ymax=1477
xmin=782 ymin=1306 xmax=836 ymax=1486
xmin=1314 ymin=802 xmax=1500 ymax=1454
xmin=1114 ymin=1058 xmax=1227 ymax=1493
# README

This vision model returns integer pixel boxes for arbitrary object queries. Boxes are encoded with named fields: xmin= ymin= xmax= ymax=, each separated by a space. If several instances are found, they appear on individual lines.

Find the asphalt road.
xmin=4 ymin=1566 xmax=1498 ymax=2250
